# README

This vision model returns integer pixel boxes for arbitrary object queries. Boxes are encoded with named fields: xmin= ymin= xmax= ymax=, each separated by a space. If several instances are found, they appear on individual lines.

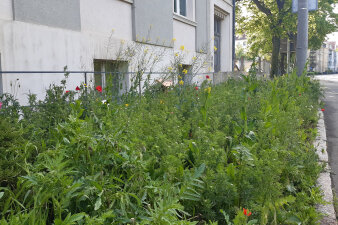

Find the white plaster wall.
xmin=0 ymin=0 xmax=13 ymax=20
xmin=173 ymin=20 xmax=196 ymax=52
xmin=81 ymin=0 xmax=133 ymax=40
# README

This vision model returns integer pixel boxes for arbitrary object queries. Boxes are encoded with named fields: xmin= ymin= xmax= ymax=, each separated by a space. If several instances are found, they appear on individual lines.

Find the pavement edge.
xmin=315 ymin=110 xmax=337 ymax=225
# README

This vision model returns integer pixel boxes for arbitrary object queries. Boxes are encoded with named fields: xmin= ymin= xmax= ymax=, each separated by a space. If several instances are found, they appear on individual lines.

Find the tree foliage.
xmin=236 ymin=0 xmax=338 ymax=76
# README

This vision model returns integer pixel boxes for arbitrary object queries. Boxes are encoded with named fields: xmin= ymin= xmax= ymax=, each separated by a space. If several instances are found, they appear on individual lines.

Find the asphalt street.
xmin=316 ymin=74 xmax=338 ymax=196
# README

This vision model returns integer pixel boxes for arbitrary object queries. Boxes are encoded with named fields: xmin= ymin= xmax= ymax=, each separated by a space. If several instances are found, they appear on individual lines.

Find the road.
xmin=315 ymin=74 xmax=338 ymax=197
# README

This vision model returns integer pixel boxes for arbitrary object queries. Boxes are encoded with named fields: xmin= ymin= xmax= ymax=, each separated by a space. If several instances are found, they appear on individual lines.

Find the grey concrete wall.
xmin=196 ymin=0 xmax=209 ymax=51
xmin=133 ymin=0 xmax=173 ymax=47
xmin=13 ymin=0 xmax=81 ymax=31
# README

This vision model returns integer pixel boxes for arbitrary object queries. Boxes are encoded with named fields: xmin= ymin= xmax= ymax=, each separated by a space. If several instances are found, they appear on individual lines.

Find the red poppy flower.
xmin=195 ymin=86 xmax=199 ymax=90
xmin=206 ymin=75 xmax=210 ymax=79
xmin=243 ymin=208 xmax=247 ymax=216
xmin=65 ymin=90 xmax=70 ymax=93
xmin=299 ymin=93 xmax=301 ymax=96
xmin=321 ymin=108 xmax=325 ymax=112
xmin=0 ymin=102 xmax=2 ymax=109
xmin=248 ymin=212 xmax=252 ymax=216
xmin=76 ymin=86 xmax=80 ymax=91
xmin=96 ymin=85 xmax=102 ymax=93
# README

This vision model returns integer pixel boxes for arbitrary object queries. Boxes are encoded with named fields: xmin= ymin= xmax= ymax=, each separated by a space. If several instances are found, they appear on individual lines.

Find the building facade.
xmin=309 ymin=41 xmax=337 ymax=74
xmin=0 ymin=0 xmax=233 ymax=104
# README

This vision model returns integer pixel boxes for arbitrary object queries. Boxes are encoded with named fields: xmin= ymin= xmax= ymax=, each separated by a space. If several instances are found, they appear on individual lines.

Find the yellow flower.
xmin=175 ymin=53 xmax=179 ymax=57
xmin=214 ymin=46 xmax=218 ymax=51
xmin=180 ymin=45 xmax=185 ymax=51
xmin=192 ymin=57 xmax=197 ymax=60
xmin=179 ymin=80 xmax=184 ymax=85
xmin=182 ymin=69 xmax=188 ymax=74
xmin=125 ymin=104 xmax=129 ymax=107
xmin=83 ymin=83 xmax=87 ymax=87
xmin=199 ymin=49 xmax=204 ymax=53
xmin=179 ymin=64 xmax=182 ymax=67
xmin=121 ymin=39 xmax=125 ymax=44
xmin=172 ymin=38 xmax=177 ymax=42
xmin=144 ymin=48 xmax=148 ymax=53
xmin=160 ymin=100 xmax=164 ymax=104
xmin=178 ymin=75 xmax=182 ymax=79
xmin=168 ymin=67 xmax=173 ymax=71
xmin=204 ymin=87 xmax=212 ymax=94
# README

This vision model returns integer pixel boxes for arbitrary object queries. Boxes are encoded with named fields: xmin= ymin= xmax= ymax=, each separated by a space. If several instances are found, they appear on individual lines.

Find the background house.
xmin=309 ymin=41 xmax=337 ymax=74
xmin=0 ymin=0 xmax=233 ymax=104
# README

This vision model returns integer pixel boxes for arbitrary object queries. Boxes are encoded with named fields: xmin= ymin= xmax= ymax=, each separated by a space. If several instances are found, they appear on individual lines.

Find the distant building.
xmin=309 ymin=41 xmax=337 ymax=73
xmin=0 ymin=0 xmax=234 ymax=104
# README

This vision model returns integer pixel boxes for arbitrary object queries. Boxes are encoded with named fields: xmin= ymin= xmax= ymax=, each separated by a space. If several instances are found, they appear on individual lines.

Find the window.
xmin=173 ymin=0 xmax=194 ymax=20
xmin=94 ymin=60 xmax=129 ymax=95
xmin=174 ymin=0 xmax=186 ymax=16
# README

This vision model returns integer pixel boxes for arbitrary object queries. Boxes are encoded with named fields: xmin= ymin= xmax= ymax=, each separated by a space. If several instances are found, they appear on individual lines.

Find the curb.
xmin=315 ymin=110 xmax=337 ymax=225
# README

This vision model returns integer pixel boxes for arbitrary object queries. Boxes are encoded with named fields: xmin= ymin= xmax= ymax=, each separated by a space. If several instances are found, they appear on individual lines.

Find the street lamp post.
xmin=296 ymin=0 xmax=308 ymax=76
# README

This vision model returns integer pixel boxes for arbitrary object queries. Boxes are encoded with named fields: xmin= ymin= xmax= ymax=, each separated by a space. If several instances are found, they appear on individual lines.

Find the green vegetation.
xmin=0 ymin=73 xmax=323 ymax=224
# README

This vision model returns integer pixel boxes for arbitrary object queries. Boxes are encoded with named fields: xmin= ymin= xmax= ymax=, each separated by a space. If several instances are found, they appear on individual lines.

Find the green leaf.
xmin=63 ymin=137 xmax=70 ymax=144
xmin=285 ymin=215 xmax=302 ymax=224
xmin=94 ymin=197 xmax=102 ymax=211
xmin=194 ymin=163 xmax=206 ymax=178
xmin=0 ymin=192 xmax=4 ymax=200
xmin=247 ymin=219 xmax=258 ymax=225
xmin=68 ymin=213 xmax=85 ymax=223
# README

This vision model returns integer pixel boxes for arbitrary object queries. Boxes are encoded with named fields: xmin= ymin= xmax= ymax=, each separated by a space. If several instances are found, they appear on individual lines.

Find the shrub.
xmin=0 ymin=72 xmax=323 ymax=224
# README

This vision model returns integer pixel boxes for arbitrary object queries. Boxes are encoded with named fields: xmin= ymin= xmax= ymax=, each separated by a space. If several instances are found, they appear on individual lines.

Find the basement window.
xmin=94 ymin=60 xmax=129 ymax=95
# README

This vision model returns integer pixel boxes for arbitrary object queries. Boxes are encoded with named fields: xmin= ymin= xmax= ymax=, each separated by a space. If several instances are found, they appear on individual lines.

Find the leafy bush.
xmin=0 ymin=72 xmax=323 ymax=224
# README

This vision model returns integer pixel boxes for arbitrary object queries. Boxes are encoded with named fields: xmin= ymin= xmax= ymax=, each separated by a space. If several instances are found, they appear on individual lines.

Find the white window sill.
xmin=120 ymin=0 xmax=133 ymax=4
xmin=173 ymin=13 xmax=197 ymax=27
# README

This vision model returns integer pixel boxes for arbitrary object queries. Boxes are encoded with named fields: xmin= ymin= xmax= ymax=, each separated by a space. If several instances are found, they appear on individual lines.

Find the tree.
xmin=236 ymin=0 xmax=337 ymax=77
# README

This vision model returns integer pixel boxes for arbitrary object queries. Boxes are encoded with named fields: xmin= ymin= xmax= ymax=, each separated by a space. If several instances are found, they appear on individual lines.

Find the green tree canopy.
xmin=236 ymin=0 xmax=338 ymax=76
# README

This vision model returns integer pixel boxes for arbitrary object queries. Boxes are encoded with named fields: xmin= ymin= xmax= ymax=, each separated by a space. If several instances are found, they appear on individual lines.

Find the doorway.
xmin=214 ymin=16 xmax=221 ymax=72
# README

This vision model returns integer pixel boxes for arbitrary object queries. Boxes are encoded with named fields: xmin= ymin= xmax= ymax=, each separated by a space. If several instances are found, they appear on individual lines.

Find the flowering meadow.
xmin=0 ymin=73 xmax=324 ymax=224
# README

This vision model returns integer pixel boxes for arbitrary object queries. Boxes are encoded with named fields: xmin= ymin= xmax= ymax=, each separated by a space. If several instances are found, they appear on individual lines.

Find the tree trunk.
xmin=240 ymin=56 xmax=245 ymax=72
xmin=270 ymin=36 xmax=281 ymax=77
xmin=280 ymin=53 xmax=286 ymax=75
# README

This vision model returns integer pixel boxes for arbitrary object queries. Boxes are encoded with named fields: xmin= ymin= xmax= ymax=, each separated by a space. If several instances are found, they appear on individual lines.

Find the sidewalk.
xmin=315 ymin=74 xmax=338 ymax=224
